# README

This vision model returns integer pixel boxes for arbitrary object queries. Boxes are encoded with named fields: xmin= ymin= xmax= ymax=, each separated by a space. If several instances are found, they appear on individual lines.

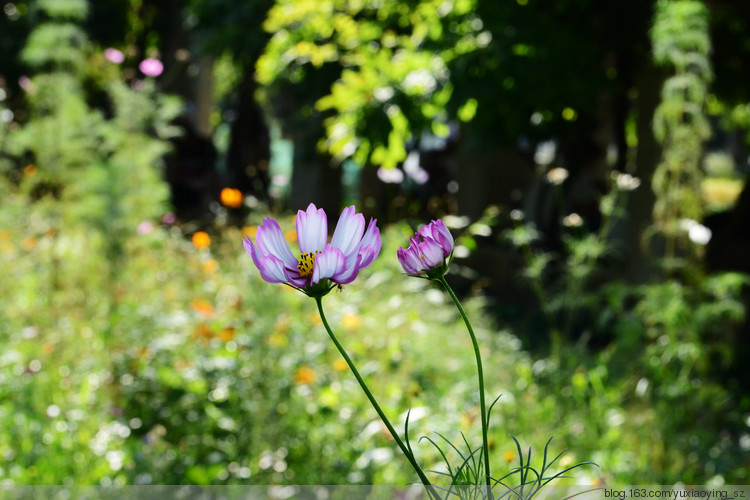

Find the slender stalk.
xmin=437 ymin=277 xmax=493 ymax=500
xmin=315 ymin=297 xmax=441 ymax=500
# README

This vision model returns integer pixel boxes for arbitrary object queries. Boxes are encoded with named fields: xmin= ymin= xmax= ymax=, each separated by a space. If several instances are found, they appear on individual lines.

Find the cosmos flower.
xmin=243 ymin=203 xmax=380 ymax=296
xmin=138 ymin=58 xmax=164 ymax=77
xmin=397 ymin=219 xmax=454 ymax=278
xmin=104 ymin=48 xmax=125 ymax=64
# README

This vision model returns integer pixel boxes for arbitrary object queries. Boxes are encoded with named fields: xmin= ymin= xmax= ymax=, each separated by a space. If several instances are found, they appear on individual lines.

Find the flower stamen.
xmin=297 ymin=250 xmax=321 ymax=278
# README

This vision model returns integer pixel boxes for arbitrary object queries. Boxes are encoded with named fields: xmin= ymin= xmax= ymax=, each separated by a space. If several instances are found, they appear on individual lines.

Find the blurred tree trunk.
xmin=454 ymin=140 xmax=533 ymax=220
xmin=289 ymin=127 xmax=342 ymax=218
xmin=625 ymin=61 xmax=664 ymax=280
xmin=147 ymin=0 xmax=219 ymax=218
xmin=156 ymin=0 xmax=214 ymax=139
xmin=227 ymin=76 xmax=271 ymax=200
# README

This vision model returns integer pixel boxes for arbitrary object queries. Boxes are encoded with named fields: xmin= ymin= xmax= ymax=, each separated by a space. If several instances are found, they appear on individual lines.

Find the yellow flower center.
xmin=297 ymin=250 xmax=321 ymax=278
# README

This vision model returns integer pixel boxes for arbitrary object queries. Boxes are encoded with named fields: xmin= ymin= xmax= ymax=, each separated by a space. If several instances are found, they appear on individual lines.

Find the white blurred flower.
xmin=259 ymin=450 xmax=274 ymax=470
xmin=106 ymin=450 xmax=125 ymax=471
xmin=546 ymin=167 xmax=569 ymax=185
xmin=476 ymin=31 xmax=493 ymax=47
xmin=46 ymin=405 xmax=61 ymax=418
xmin=373 ymin=86 xmax=395 ymax=102
xmin=137 ymin=221 xmax=154 ymax=235
xmin=402 ymin=69 xmax=437 ymax=95
xmin=562 ymin=213 xmax=583 ymax=227
xmin=679 ymin=219 xmax=712 ymax=245
xmin=403 ymin=151 xmax=429 ymax=184
xmin=614 ymin=172 xmax=641 ymax=191
xmin=535 ymin=141 xmax=556 ymax=165
xmin=376 ymin=167 xmax=404 ymax=184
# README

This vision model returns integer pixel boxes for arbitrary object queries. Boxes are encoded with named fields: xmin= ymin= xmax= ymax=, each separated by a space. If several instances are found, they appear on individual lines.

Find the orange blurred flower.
xmin=174 ymin=359 xmax=192 ymax=371
xmin=190 ymin=299 xmax=215 ymax=317
xmin=503 ymin=451 xmax=516 ymax=463
xmin=0 ymin=230 xmax=11 ymax=254
xmin=460 ymin=411 xmax=475 ymax=430
xmin=308 ymin=312 xmax=323 ymax=326
xmin=274 ymin=315 xmax=290 ymax=333
xmin=137 ymin=346 xmax=154 ymax=359
xmin=193 ymin=322 xmax=214 ymax=340
xmin=22 ymin=236 xmax=38 ymax=250
xmin=294 ymin=365 xmax=317 ymax=385
xmin=192 ymin=231 xmax=210 ymax=250
xmin=42 ymin=342 xmax=55 ymax=354
xmin=267 ymin=330 xmax=288 ymax=347
xmin=242 ymin=226 xmax=258 ymax=238
xmin=333 ymin=358 xmax=348 ymax=372
xmin=220 ymin=187 xmax=244 ymax=209
xmin=202 ymin=258 xmax=218 ymax=274
xmin=218 ymin=327 xmax=235 ymax=342
xmin=341 ymin=313 xmax=363 ymax=330
xmin=23 ymin=164 xmax=37 ymax=177
xmin=284 ymin=230 xmax=297 ymax=242
xmin=268 ymin=317 xmax=290 ymax=345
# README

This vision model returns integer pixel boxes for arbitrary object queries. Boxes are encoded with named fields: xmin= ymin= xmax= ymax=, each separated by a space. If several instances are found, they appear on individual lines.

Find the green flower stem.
xmin=315 ymin=297 xmax=441 ymax=500
xmin=437 ymin=277 xmax=493 ymax=499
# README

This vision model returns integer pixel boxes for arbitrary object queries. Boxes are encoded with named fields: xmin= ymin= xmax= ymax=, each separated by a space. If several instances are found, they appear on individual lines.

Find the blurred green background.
xmin=1 ymin=0 xmax=749 ymax=487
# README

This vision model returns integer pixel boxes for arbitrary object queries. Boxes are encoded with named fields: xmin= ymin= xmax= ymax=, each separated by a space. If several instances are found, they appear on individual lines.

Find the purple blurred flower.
xmin=104 ymin=48 xmax=125 ymax=64
xmin=243 ymin=203 xmax=381 ymax=296
xmin=162 ymin=212 xmax=177 ymax=225
xmin=139 ymin=58 xmax=163 ymax=77
xmin=397 ymin=219 xmax=454 ymax=278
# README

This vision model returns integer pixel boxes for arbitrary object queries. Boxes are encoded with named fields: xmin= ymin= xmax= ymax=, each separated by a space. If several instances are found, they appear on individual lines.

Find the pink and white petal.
xmin=418 ymin=237 xmax=444 ymax=268
xmin=255 ymin=217 xmax=297 ymax=267
xmin=356 ymin=245 xmax=378 ymax=271
xmin=331 ymin=206 xmax=365 ymax=257
xmin=397 ymin=247 xmax=420 ymax=275
xmin=284 ymin=267 xmax=309 ymax=288
xmin=399 ymin=241 xmax=425 ymax=274
xmin=311 ymin=244 xmax=346 ymax=284
xmin=431 ymin=220 xmax=454 ymax=255
xmin=255 ymin=254 xmax=289 ymax=283
xmin=243 ymin=236 xmax=260 ymax=263
xmin=297 ymin=203 xmax=328 ymax=254
xmin=332 ymin=253 xmax=362 ymax=284
xmin=418 ymin=224 xmax=435 ymax=241
xmin=358 ymin=219 xmax=381 ymax=266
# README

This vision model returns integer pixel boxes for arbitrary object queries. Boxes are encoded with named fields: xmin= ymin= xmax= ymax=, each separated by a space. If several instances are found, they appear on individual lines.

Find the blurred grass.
xmin=1 ymin=184 xmax=748 ymax=486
